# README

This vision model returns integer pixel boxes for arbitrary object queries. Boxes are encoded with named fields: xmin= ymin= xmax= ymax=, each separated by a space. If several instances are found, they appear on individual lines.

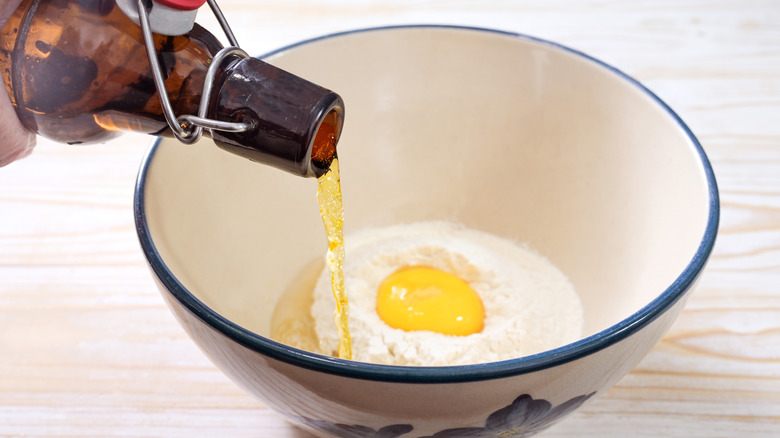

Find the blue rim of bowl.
xmin=134 ymin=24 xmax=720 ymax=383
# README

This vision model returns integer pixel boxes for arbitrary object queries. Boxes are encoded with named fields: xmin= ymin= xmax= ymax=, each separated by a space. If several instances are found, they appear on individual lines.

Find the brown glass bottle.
xmin=0 ymin=0 xmax=343 ymax=177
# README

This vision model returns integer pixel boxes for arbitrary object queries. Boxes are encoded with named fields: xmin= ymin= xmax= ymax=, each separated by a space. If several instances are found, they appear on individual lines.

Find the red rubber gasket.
xmin=154 ymin=0 xmax=208 ymax=11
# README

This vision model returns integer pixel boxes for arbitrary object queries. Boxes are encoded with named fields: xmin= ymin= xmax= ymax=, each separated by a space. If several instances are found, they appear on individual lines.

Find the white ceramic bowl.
xmin=135 ymin=26 xmax=719 ymax=437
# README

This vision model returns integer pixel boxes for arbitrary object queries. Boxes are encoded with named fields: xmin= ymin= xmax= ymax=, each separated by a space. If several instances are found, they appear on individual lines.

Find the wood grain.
xmin=1 ymin=1 xmax=778 ymax=436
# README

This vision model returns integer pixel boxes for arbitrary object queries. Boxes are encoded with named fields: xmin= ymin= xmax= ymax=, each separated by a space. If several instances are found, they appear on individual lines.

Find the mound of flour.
xmin=311 ymin=221 xmax=583 ymax=366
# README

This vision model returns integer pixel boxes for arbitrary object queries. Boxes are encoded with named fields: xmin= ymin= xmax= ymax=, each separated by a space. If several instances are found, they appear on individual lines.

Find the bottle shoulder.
xmin=1 ymin=0 xmax=223 ymax=143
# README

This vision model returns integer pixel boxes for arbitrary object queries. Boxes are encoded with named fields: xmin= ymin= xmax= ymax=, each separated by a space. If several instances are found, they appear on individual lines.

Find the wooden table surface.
xmin=1 ymin=1 xmax=778 ymax=436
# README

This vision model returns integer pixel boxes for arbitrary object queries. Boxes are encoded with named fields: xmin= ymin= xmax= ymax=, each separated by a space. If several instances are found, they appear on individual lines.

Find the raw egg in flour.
xmin=376 ymin=265 xmax=485 ymax=336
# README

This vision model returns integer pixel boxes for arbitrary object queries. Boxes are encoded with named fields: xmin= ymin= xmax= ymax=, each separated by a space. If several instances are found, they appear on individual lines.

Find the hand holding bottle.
xmin=1 ymin=0 xmax=35 ymax=166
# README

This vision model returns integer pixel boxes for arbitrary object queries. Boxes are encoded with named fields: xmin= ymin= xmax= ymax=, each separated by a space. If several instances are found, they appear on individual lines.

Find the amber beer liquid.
xmin=0 ymin=0 xmax=344 ymax=177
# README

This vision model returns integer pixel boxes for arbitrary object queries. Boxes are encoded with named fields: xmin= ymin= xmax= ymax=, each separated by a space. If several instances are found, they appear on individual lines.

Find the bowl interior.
xmin=141 ymin=27 xmax=711 ymax=351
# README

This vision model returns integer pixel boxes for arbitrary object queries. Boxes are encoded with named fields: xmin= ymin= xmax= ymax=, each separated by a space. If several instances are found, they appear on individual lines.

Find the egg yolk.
xmin=376 ymin=265 xmax=484 ymax=336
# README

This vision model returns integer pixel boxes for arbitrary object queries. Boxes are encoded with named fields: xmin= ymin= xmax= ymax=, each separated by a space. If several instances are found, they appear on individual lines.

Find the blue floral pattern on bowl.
xmin=289 ymin=391 xmax=595 ymax=437
xmin=421 ymin=392 xmax=596 ymax=437
xmin=288 ymin=414 xmax=414 ymax=437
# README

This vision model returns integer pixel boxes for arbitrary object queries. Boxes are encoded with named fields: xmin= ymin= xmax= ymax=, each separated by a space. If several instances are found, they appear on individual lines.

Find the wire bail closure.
xmin=135 ymin=0 xmax=251 ymax=144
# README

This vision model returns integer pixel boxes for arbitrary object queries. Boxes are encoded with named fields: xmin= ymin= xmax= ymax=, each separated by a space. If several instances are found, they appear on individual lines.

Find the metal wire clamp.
xmin=135 ymin=0 xmax=251 ymax=144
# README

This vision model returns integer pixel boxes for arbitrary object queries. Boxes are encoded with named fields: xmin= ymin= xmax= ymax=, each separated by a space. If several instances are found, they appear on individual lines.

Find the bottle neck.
xmin=209 ymin=55 xmax=344 ymax=177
